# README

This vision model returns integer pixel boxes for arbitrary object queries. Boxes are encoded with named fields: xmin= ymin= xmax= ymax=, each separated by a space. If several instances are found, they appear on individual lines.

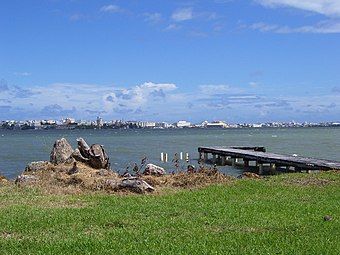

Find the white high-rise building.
xmin=176 ymin=120 xmax=191 ymax=128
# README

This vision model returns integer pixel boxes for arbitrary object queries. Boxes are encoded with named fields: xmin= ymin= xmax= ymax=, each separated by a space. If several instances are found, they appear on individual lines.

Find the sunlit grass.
xmin=0 ymin=172 xmax=339 ymax=254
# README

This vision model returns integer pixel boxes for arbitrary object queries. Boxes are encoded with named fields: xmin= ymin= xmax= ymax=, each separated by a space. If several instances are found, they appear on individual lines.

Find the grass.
xmin=0 ymin=172 xmax=339 ymax=254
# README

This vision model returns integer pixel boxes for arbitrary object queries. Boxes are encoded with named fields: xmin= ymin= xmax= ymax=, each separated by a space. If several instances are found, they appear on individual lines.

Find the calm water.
xmin=0 ymin=127 xmax=339 ymax=179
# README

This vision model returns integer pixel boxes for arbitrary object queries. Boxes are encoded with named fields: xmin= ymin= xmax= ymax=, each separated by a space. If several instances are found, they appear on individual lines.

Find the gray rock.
xmin=25 ymin=161 xmax=51 ymax=172
xmin=89 ymin=144 xmax=109 ymax=169
xmin=104 ymin=179 xmax=120 ymax=190
xmin=15 ymin=174 xmax=38 ymax=184
xmin=143 ymin=163 xmax=165 ymax=176
xmin=74 ymin=137 xmax=110 ymax=169
xmin=119 ymin=177 xmax=155 ymax=193
xmin=71 ymin=148 xmax=90 ymax=164
xmin=50 ymin=138 xmax=74 ymax=164
xmin=76 ymin=138 xmax=91 ymax=158
xmin=103 ymin=177 xmax=154 ymax=193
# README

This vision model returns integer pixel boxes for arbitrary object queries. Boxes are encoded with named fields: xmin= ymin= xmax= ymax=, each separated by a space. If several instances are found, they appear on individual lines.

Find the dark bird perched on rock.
xmin=68 ymin=162 xmax=79 ymax=175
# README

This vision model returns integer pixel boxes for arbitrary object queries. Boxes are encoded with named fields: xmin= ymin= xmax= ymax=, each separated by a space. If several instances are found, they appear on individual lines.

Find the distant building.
xmin=155 ymin=122 xmax=171 ymax=128
xmin=63 ymin=118 xmax=75 ymax=125
xmin=140 ymin=121 xmax=156 ymax=128
xmin=96 ymin=116 xmax=103 ymax=128
xmin=176 ymin=120 xmax=191 ymax=128
xmin=206 ymin=121 xmax=229 ymax=128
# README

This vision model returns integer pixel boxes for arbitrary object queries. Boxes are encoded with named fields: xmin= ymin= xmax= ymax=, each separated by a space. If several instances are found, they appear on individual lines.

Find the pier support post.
xmin=258 ymin=163 xmax=264 ymax=175
xmin=221 ymin=156 xmax=226 ymax=166
xmin=270 ymin=163 xmax=276 ymax=175
xmin=212 ymin=154 xmax=217 ymax=164
xmin=204 ymin=153 xmax=208 ymax=161
xmin=231 ymin=158 xmax=236 ymax=167
xmin=244 ymin=159 xmax=249 ymax=168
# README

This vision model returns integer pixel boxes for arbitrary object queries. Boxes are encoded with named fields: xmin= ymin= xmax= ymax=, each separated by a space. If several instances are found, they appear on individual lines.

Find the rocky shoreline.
xmin=1 ymin=137 xmax=238 ymax=194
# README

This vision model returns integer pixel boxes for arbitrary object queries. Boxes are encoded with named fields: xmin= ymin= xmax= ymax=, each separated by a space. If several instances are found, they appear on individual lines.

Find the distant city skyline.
xmin=1 ymin=0 xmax=340 ymax=122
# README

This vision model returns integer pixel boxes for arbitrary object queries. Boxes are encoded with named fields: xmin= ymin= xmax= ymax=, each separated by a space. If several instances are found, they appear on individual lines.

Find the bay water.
xmin=0 ymin=127 xmax=339 ymax=179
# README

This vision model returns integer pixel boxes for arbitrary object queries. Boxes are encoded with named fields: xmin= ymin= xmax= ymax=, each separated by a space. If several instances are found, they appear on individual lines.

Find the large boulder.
xmin=50 ymin=138 xmax=74 ymax=164
xmin=73 ymin=138 xmax=109 ymax=169
xmin=143 ymin=164 xmax=165 ymax=176
xmin=89 ymin=144 xmax=109 ymax=169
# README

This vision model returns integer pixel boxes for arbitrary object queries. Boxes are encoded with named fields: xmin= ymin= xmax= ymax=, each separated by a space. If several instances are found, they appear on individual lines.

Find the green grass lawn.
xmin=0 ymin=172 xmax=339 ymax=254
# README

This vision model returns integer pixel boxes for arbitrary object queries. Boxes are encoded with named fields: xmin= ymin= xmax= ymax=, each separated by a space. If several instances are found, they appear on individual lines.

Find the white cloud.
xmin=165 ymin=23 xmax=181 ymax=31
xmin=199 ymin=85 xmax=232 ymax=94
xmin=171 ymin=8 xmax=193 ymax=22
xmin=256 ymin=0 xmax=340 ymax=17
xmin=100 ymin=4 xmax=122 ymax=13
xmin=14 ymin=72 xmax=31 ymax=76
xmin=250 ymin=20 xmax=340 ymax=33
xmin=0 ymin=82 xmax=178 ymax=119
xmin=1 ymin=81 xmax=339 ymax=122
xmin=103 ymin=82 xmax=177 ymax=113
xmin=143 ymin=12 xmax=162 ymax=23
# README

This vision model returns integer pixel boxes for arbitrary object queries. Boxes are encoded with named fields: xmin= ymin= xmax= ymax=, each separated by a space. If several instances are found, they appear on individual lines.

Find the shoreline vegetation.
xmin=0 ymin=137 xmax=339 ymax=254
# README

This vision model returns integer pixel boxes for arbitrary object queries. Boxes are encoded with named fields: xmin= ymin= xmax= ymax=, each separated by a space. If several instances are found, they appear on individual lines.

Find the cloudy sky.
xmin=1 ymin=0 xmax=340 ymax=123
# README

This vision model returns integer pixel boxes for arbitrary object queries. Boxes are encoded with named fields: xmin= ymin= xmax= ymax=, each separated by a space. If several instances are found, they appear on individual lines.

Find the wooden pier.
xmin=198 ymin=146 xmax=340 ymax=174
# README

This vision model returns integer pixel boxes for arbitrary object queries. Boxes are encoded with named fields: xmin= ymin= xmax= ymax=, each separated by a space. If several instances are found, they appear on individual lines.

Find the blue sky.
xmin=1 ymin=0 xmax=340 ymax=123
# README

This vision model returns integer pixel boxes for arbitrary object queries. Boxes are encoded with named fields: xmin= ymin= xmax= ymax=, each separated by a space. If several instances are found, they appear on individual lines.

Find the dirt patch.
xmin=0 ymin=231 xmax=21 ymax=240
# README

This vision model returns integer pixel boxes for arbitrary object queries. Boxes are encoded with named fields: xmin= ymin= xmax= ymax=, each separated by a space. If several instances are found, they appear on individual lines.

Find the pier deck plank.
xmin=198 ymin=146 xmax=340 ymax=170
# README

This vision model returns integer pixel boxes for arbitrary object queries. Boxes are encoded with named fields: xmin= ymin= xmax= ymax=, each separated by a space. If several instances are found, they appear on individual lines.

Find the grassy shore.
xmin=0 ymin=172 xmax=339 ymax=254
